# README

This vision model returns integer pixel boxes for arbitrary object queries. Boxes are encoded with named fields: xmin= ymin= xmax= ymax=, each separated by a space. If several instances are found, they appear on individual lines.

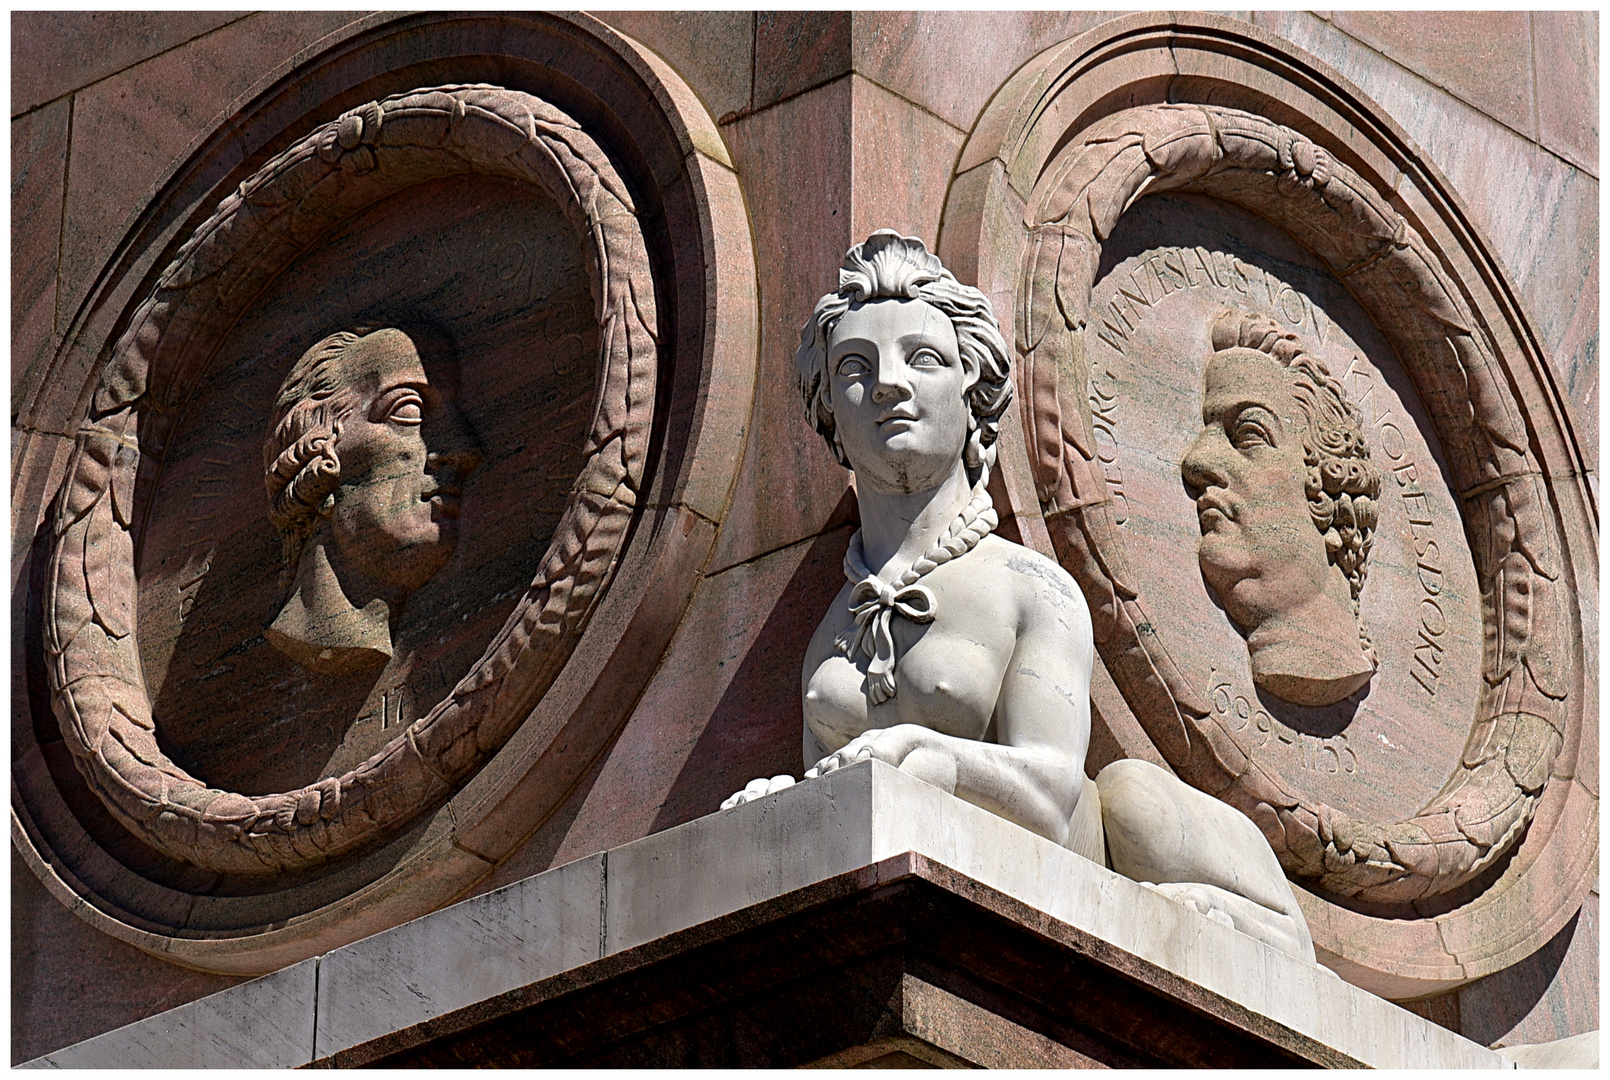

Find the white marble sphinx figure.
xmin=724 ymin=230 xmax=1315 ymax=963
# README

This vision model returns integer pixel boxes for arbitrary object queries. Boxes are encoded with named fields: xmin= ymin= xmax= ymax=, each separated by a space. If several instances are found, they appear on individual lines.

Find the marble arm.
xmin=810 ymin=580 xmax=1094 ymax=844
xmin=810 ymin=724 xmax=1083 ymax=845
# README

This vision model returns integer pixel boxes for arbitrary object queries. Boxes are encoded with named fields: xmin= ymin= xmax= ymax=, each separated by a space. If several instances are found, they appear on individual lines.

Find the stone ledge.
xmin=21 ymin=761 xmax=1513 ymax=1069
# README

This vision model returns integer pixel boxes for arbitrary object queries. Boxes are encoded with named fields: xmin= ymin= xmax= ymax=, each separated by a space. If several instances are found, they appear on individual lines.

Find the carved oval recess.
xmin=49 ymin=84 xmax=655 ymax=877
xmin=940 ymin=13 xmax=1595 ymax=999
xmin=14 ymin=14 xmax=758 ymax=974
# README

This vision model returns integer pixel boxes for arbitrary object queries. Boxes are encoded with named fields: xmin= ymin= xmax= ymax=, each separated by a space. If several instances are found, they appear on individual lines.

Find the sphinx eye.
xmin=909 ymin=348 xmax=943 ymax=368
xmin=837 ymin=354 xmax=870 ymax=378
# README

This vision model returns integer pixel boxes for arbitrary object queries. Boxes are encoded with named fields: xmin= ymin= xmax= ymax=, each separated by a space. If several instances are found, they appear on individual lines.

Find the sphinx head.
xmin=794 ymin=231 xmax=1012 ymax=493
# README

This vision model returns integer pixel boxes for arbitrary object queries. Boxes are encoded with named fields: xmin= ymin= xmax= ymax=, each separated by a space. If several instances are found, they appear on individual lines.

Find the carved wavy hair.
xmin=1210 ymin=311 xmax=1383 ymax=660
xmin=262 ymin=327 xmax=378 ymax=567
xmin=796 ymin=230 xmax=1013 ymax=478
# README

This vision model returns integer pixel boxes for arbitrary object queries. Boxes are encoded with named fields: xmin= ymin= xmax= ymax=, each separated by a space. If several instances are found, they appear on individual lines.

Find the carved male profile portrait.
xmin=1181 ymin=311 xmax=1382 ymax=707
xmin=263 ymin=325 xmax=483 ymax=676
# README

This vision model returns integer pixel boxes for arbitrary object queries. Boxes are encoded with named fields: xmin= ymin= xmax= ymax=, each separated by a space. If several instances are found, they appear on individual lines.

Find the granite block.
xmin=848 ymin=76 xmax=967 ymax=246
xmin=600 ymin=11 xmax=753 ymax=123
xmin=1458 ymin=888 xmax=1599 ymax=1047
xmin=1532 ymin=10 xmax=1598 ymax=175
xmin=9 ymin=848 xmax=245 ymax=1066
xmin=753 ymin=12 xmax=850 ymax=110
xmin=56 ymin=11 xmax=363 ymax=340
xmin=516 ymin=525 xmax=852 ymax=876
xmin=849 ymin=11 xmax=1113 ymax=134
xmin=708 ymin=79 xmax=856 ymax=574
xmin=22 ymin=952 xmax=312 ymax=1068
xmin=312 ymin=854 xmax=604 ymax=1060
xmin=1329 ymin=11 xmax=1537 ymax=139
xmin=11 ymin=11 xmax=244 ymax=117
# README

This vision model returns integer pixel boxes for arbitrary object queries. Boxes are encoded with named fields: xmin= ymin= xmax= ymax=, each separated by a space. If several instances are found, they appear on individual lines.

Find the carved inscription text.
xmin=1342 ymin=356 xmax=1446 ymax=697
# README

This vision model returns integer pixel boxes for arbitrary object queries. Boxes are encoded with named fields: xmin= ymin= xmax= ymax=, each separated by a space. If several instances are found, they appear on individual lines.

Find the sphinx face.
xmin=827 ymin=297 xmax=976 ymax=494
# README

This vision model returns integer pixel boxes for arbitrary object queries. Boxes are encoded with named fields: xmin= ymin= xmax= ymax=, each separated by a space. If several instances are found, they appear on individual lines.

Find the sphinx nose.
xmin=871 ymin=355 xmax=913 ymax=403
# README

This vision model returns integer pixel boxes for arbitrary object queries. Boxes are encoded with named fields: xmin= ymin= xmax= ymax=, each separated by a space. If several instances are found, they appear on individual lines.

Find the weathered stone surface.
xmin=1532 ymin=11 xmax=1599 ymax=176
xmin=753 ymin=12 xmax=850 ymax=110
xmin=24 ymin=953 xmax=313 ymax=1069
xmin=1495 ymin=1029 xmax=1599 ymax=1069
xmin=1327 ymin=11 xmax=1536 ymax=140
xmin=22 ymin=762 xmax=1514 ymax=1069
xmin=849 ymin=12 xmax=1114 ymax=134
xmin=608 ymin=762 xmax=1502 ymax=1067
xmin=599 ymin=11 xmax=754 ymax=123
xmin=10 ymin=11 xmax=246 ymax=117
xmin=313 ymin=853 xmax=603 ymax=1060
xmin=709 ymin=78 xmax=856 ymax=573
xmin=479 ymin=527 xmax=851 ymax=884
xmin=55 ymin=12 xmax=365 ymax=334
xmin=1458 ymin=888 xmax=1600 ymax=1047
xmin=848 ymin=76 xmax=966 ymax=245
xmin=8 ymin=850 xmax=246 ymax=1066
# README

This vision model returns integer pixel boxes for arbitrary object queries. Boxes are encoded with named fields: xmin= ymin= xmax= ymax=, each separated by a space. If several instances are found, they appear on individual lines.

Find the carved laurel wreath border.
xmin=1018 ymin=104 xmax=1570 ymax=904
xmin=44 ymin=86 xmax=658 ymax=878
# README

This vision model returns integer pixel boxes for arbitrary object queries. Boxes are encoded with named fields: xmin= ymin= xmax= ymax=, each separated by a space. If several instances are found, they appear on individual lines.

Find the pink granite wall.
xmin=11 ymin=10 xmax=1596 ymax=1061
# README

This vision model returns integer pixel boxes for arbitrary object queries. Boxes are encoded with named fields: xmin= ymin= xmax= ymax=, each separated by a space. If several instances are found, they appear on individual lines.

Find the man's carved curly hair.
xmin=1210 ymin=311 xmax=1383 ymax=661
xmin=795 ymin=230 xmax=1013 ymax=479
xmin=262 ymin=327 xmax=377 ymax=567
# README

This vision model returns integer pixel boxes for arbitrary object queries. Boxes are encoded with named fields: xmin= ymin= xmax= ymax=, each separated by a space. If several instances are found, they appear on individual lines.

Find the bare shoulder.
xmin=967 ymin=535 xmax=1091 ymax=637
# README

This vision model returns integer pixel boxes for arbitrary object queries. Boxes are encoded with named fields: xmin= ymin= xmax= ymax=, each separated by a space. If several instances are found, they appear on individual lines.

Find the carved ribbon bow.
xmin=842 ymin=575 xmax=937 ymax=706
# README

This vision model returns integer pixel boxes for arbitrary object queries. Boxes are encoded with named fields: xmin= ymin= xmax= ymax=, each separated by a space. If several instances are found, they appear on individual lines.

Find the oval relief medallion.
xmin=1085 ymin=193 xmax=1484 ymax=830
xmin=16 ymin=12 xmax=758 ymax=976
xmin=940 ymin=13 xmax=1595 ymax=999
xmin=46 ymin=86 xmax=656 ymax=879
xmin=1018 ymin=103 xmax=1571 ymax=912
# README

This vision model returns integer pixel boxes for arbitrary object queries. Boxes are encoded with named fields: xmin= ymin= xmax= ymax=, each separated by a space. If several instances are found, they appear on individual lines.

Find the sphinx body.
xmin=724 ymin=231 xmax=1314 ymax=962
